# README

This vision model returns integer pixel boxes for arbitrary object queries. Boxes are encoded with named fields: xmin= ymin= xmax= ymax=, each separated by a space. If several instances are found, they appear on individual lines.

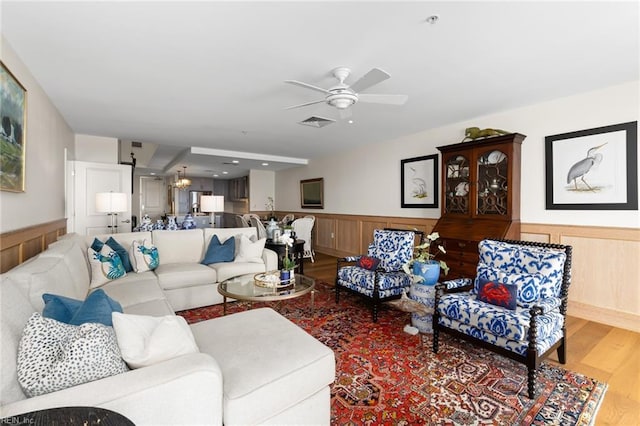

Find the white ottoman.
xmin=190 ymin=308 xmax=335 ymax=425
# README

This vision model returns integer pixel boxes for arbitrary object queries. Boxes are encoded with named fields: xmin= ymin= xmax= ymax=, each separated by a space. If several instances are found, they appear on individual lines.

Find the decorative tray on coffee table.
xmin=254 ymin=271 xmax=294 ymax=288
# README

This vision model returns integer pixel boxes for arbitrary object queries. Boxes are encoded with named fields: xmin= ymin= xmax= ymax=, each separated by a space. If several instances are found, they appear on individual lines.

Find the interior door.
xmin=140 ymin=176 xmax=166 ymax=221
xmin=68 ymin=160 xmax=132 ymax=235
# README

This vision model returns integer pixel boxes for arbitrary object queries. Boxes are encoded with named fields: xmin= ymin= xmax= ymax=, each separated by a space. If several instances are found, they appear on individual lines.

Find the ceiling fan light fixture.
xmin=327 ymin=92 xmax=358 ymax=109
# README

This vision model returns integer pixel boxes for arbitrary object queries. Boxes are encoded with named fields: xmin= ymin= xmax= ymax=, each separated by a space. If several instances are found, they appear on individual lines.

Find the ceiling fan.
xmin=284 ymin=67 xmax=408 ymax=119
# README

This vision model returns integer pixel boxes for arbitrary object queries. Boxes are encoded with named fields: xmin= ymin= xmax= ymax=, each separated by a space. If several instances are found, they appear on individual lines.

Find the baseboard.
xmin=568 ymin=300 xmax=640 ymax=333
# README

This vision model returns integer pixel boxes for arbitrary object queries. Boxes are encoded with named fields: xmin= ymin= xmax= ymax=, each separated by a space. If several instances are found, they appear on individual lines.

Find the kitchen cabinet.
xmin=432 ymin=133 xmax=526 ymax=279
xmin=228 ymin=176 xmax=249 ymax=201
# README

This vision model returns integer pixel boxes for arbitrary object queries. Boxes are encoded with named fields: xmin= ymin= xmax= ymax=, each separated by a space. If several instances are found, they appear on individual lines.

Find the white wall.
xmin=0 ymin=38 xmax=75 ymax=233
xmin=74 ymin=134 xmax=118 ymax=163
xmin=276 ymin=81 xmax=639 ymax=228
xmin=249 ymin=169 xmax=275 ymax=211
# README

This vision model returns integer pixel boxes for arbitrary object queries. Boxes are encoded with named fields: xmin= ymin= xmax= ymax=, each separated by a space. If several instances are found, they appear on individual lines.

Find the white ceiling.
xmin=2 ymin=1 xmax=638 ymax=179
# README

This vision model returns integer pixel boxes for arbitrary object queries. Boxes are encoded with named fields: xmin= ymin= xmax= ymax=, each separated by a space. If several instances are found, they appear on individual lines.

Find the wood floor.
xmin=303 ymin=252 xmax=640 ymax=425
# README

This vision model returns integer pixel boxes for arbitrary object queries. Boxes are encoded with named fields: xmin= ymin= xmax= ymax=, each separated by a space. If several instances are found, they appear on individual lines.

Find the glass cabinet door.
xmin=476 ymin=149 xmax=508 ymax=216
xmin=444 ymin=155 xmax=470 ymax=215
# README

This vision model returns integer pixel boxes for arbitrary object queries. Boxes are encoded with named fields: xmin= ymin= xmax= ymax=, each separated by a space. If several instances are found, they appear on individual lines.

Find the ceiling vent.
xmin=298 ymin=116 xmax=336 ymax=128
xmin=131 ymin=141 xmax=143 ymax=148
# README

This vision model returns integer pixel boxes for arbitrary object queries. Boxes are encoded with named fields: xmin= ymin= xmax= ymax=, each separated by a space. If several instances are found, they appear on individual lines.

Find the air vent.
xmin=298 ymin=116 xmax=336 ymax=128
xmin=131 ymin=141 xmax=143 ymax=148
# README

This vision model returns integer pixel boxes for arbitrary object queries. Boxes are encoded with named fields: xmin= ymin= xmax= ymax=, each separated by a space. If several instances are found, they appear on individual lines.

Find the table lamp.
xmin=96 ymin=192 xmax=127 ymax=234
xmin=201 ymin=195 xmax=224 ymax=227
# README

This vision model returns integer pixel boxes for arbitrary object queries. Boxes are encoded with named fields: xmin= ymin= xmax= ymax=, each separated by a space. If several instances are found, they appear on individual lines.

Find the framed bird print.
xmin=545 ymin=121 xmax=637 ymax=210
xmin=401 ymin=154 xmax=438 ymax=208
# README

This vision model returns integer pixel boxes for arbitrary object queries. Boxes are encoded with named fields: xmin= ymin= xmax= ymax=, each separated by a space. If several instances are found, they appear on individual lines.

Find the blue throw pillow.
xmin=106 ymin=237 xmax=133 ymax=273
xmin=201 ymin=235 xmax=235 ymax=265
xmin=90 ymin=237 xmax=104 ymax=253
xmin=477 ymin=278 xmax=517 ymax=310
xmin=42 ymin=293 xmax=82 ymax=323
xmin=42 ymin=290 xmax=123 ymax=327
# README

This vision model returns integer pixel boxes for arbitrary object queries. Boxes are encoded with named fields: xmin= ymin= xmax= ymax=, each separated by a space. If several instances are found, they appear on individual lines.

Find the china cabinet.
xmin=432 ymin=133 xmax=526 ymax=279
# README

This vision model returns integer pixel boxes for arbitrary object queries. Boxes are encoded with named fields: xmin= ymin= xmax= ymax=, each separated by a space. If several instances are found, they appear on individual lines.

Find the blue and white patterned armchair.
xmin=335 ymin=229 xmax=421 ymax=322
xmin=432 ymin=238 xmax=572 ymax=399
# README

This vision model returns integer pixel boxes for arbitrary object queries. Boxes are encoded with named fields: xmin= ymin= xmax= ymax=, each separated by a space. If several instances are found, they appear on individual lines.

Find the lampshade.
xmin=96 ymin=192 xmax=127 ymax=213
xmin=201 ymin=195 xmax=224 ymax=213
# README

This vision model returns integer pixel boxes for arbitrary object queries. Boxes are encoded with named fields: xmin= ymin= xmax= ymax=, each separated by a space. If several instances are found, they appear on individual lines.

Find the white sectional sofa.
xmin=0 ymin=227 xmax=335 ymax=425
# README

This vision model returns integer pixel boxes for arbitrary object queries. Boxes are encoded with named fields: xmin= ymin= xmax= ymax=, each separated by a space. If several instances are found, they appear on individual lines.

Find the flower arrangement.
xmin=402 ymin=231 xmax=449 ymax=280
xmin=280 ymin=235 xmax=296 ymax=271
xmin=265 ymin=196 xmax=277 ymax=220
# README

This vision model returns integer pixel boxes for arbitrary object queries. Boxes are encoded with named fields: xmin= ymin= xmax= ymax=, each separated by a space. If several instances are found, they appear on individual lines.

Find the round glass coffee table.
xmin=218 ymin=273 xmax=315 ymax=315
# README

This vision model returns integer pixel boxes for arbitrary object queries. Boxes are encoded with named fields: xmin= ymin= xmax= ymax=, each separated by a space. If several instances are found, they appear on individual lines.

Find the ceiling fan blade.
xmin=284 ymin=80 xmax=331 ymax=94
xmin=349 ymin=68 xmax=391 ymax=93
xmin=358 ymin=93 xmax=408 ymax=105
xmin=284 ymin=99 xmax=327 ymax=110
xmin=338 ymin=108 xmax=353 ymax=120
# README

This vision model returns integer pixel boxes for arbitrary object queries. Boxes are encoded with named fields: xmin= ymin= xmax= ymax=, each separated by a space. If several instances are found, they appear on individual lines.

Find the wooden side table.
xmin=265 ymin=239 xmax=305 ymax=274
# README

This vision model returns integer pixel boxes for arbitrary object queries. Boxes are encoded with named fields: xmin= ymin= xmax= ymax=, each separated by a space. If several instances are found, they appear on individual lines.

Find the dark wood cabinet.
xmin=433 ymin=133 xmax=526 ymax=279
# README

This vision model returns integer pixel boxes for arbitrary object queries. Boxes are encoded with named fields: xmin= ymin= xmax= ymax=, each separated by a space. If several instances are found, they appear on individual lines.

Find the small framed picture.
xmin=300 ymin=178 xmax=324 ymax=209
xmin=401 ymin=154 xmax=439 ymax=208
xmin=545 ymin=121 xmax=637 ymax=210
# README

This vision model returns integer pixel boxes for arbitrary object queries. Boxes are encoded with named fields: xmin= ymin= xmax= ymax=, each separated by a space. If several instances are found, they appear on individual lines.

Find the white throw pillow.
xmin=17 ymin=313 xmax=128 ymax=397
xmin=129 ymin=239 xmax=159 ymax=273
xmin=234 ymin=235 xmax=266 ymax=263
xmin=232 ymin=233 xmax=257 ymax=258
xmin=88 ymin=245 xmax=127 ymax=288
xmin=112 ymin=312 xmax=199 ymax=369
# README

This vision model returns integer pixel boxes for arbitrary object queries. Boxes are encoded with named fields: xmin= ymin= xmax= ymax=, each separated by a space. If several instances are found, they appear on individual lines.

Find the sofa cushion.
xmin=152 ymin=229 xmax=205 ymax=264
xmin=155 ymin=263 xmax=217 ymax=291
xmin=17 ymin=313 xmax=128 ymax=397
xmin=201 ymin=235 xmax=235 ymax=265
xmin=37 ymin=239 xmax=90 ymax=298
xmin=42 ymin=289 xmax=123 ymax=326
xmin=98 ymin=272 xmax=165 ymax=308
xmin=190 ymin=308 xmax=335 ymax=425
xmin=1 ymin=276 xmax=35 ymax=405
xmin=130 ymin=239 xmax=159 ymax=273
xmin=209 ymin=262 xmax=266 ymax=283
xmin=89 ymin=245 xmax=127 ymax=288
xmin=6 ymin=255 xmax=85 ymax=311
xmin=368 ymin=229 xmax=415 ymax=272
xmin=234 ymin=235 xmax=266 ymax=263
xmin=112 ymin=312 xmax=199 ymax=369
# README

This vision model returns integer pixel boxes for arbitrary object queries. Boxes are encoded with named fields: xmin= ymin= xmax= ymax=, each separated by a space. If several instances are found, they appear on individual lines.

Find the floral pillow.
xmin=130 ymin=239 xmax=159 ymax=273
xmin=476 ymin=263 xmax=543 ymax=308
xmin=88 ymin=245 xmax=126 ymax=288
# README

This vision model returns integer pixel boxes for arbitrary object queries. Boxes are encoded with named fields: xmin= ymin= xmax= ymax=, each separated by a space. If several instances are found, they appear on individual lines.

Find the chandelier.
xmin=174 ymin=166 xmax=192 ymax=190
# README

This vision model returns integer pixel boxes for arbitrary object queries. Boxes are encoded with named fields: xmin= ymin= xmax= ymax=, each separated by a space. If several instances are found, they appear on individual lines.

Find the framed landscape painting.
xmin=545 ymin=121 xmax=637 ymax=210
xmin=401 ymin=154 xmax=438 ymax=208
xmin=300 ymin=178 xmax=324 ymax=209
xmin=0 ymin=61 xmax=27 ymax=192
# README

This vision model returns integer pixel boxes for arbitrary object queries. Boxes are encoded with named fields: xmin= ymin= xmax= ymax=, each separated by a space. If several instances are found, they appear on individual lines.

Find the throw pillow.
xmin=356 ymin=255 xmax=381 ymax=271
xmin=201 ymin=234 xmax=235 ymax=265
xmin=130 ymin=239 xmax=159 ymax=273
xmin=477 ymin=278 xmax=517 ymax=310
xmin=88 ymin=245 xmax=126 ymax=288
xmin=234 ymin=235 xmax=266 ymax=263
xmin=90 ymin=237 xmax=105 ymax=253
xmin=112 ymin=312 xmax=199 ymax=369
xmin=17 ymin=313 xmax=128 ymax=397
xmin=476 ymin=263 xmax=542 ymax=308
xmin=233 ymin=233 xmax=257 ymax=258
xmin=106 ymin=237 xmax=133 ymax=273
xmin=42 ymin=290 xmax=123 ymax=327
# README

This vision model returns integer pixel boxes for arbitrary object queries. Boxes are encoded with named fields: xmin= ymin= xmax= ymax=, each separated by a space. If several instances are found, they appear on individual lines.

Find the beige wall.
xmin=0 ymin=37 xmax=74 ymax=233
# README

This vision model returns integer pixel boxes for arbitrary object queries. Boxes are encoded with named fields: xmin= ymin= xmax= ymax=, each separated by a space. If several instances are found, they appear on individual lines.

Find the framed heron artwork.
xmin=401 ymin=154 xmax=438 ymax=208
xmin=545 ymin=121 xmax=637 ymax=210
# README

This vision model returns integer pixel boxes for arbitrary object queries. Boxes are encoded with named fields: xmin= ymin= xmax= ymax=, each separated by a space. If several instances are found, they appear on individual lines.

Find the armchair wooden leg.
xmin=335 ymin=284 xmax=340 ymax=303
xmin=527 ymin=368 xmax=536 ymax=399
xmin=372 ymin=301 xmax=379 ymax=323
xmin=557 ymin=338 xmax=567 ymax=364
xmin=433 ymin=327 xmax=439 ymax=353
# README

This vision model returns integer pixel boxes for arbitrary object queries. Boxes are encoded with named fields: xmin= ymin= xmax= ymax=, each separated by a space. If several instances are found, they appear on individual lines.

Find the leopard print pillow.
xmin=17 ymin=313 xmax=129 ymax=397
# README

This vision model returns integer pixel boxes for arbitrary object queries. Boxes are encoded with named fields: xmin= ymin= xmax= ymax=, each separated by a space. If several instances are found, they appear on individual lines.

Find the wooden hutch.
xmin=432 ymin=133 xmax=526 ymax=279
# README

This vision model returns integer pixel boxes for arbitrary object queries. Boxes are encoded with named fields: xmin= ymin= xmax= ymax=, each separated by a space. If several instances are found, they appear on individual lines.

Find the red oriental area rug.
xmin=178 ymin=282 xmax=606 ymax=426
